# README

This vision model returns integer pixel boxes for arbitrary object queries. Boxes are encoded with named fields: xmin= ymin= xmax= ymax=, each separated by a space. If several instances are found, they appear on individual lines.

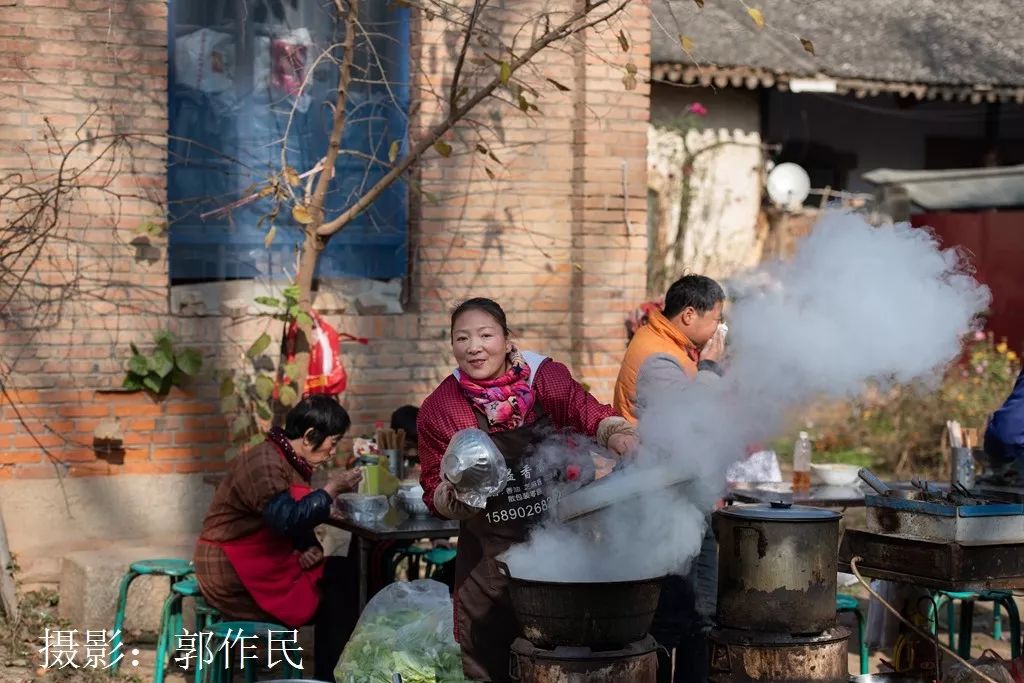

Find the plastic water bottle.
xmin=792 ymin=431 xmax=812 ymax=490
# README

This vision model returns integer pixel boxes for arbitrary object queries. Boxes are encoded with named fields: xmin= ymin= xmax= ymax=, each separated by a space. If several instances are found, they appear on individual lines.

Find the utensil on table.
xmin=858 ymin=467 xmax=892 ymax=496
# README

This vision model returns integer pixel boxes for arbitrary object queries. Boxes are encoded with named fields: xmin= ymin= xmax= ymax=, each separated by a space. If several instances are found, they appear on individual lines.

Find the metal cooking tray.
xmin=865 ymin=494 xmax=1024 ymax=545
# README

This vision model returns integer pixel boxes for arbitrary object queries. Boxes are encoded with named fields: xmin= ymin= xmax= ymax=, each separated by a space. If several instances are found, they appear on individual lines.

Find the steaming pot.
xmin=713 ymin=502 xmax=841 ymax=634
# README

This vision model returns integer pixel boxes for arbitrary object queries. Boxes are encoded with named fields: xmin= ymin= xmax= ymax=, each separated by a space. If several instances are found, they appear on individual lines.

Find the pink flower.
xmin=686 ymin=102 xmax=708 ymax=117
xmin=975 ymin=365 xmax=985 ymax=374
xmin=973 ymin=330 xmax=986 ymax=341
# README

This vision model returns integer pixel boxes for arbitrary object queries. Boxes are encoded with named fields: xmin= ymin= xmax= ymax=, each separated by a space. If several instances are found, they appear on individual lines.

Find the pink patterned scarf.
xmin=457 ymin=348 xmax=536 ymax=429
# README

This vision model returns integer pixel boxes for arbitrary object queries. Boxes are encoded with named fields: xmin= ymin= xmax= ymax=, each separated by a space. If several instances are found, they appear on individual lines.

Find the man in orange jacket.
xmin=614 ymin=274 xmax=726 ymax=423
xmin=615 ymin=274 xmax=726 ymax=683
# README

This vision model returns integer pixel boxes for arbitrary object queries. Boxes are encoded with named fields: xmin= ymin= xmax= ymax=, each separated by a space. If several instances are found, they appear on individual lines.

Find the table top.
xmin=327 ymin=508 xmax=459 ymax=542
xmin=727 ymin=481 xmax=868 ymax=507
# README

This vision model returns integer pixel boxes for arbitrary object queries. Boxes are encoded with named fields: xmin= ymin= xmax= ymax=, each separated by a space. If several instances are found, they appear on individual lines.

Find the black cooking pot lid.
xmin=716 ymin=501 xmax=841 ymax=522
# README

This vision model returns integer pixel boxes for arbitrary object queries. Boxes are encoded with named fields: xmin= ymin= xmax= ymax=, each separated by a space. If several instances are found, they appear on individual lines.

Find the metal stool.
xmin=110 ymin=558 xmax=194 ymax=674
xmin=935 ymin=590 xmax=1021 ymax=659
xmin=837 ymin=593 xmax=868 ymax=675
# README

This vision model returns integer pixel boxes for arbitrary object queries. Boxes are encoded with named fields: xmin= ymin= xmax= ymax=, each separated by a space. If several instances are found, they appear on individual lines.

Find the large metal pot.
xmin=496 ymin=561 xmax=663 ymax=649
xmin=714 ymin=502 xmax=841 ymax=634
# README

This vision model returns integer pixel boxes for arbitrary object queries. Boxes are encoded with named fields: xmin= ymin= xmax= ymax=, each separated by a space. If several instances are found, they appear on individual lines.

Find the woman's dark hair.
xmin=283 ymin=395 xmax=351 ymax=448
xmin=450 ymin=297 xmax=510 ymax=340
xmin=390 ymin=405 xmax=419 ymax=443
xmin=662 ymin=275 xmax=726 ymax=319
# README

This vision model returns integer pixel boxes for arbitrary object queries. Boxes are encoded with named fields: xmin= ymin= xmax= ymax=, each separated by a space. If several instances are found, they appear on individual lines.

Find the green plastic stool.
xmin=935 ymin=590 xmax=1021 ymax=659
xmin=110 ymin=558 xmax=194 ymax=674
xmin=837 ymin=593 xmax=868 ymax=675
xmin=423 ymin=547 xmax=457 ymax=578
xmin=392 ymin=544 xmax=428 ymax=580
xmin=153 ymin=578 xmax=220 ymax=683
xmin=200 ymin=620 xmax=303 ymax=683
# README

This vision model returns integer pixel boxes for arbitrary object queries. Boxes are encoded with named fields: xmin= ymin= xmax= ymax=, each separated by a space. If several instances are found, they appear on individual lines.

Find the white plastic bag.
xmin=175 ymin=28 xmax=235 ymax=93
xmin=334 ymin=580 xmax=465 ymax=683
xmin=441 ymin=428 xmax=511 ymax=508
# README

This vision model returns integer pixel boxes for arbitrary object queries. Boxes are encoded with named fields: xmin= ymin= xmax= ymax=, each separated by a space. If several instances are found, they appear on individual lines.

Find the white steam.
xmin=502 ymin=212 xmax=991 ymax=582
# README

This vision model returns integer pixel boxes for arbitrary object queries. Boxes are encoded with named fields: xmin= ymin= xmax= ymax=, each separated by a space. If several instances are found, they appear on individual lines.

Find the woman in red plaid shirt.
xmin=417 ymin=297 xmax=637 ymax=681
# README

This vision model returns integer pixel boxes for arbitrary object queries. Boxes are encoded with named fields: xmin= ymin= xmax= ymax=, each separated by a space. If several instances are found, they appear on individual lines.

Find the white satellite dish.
xmin=766 ymin=162 xmax=811 ymax=210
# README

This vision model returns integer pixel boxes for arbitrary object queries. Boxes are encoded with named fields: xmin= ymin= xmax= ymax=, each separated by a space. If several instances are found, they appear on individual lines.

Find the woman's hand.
xmin=324 ymin=467 xmax=363 ymax=497
xmin=607 ymin=432 xmax=638 ymax=457
xmin=298 ymin=546 xmax=324 ymax=570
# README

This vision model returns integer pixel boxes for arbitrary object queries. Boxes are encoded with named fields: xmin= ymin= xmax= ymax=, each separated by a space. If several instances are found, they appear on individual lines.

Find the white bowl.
xmin=810 ymin=463 xmax=861 ymax=487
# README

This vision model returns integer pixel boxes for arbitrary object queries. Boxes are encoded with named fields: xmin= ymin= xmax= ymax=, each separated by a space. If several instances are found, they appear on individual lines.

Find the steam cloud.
xmin=502 ymin=212 xmax=991 ymax=582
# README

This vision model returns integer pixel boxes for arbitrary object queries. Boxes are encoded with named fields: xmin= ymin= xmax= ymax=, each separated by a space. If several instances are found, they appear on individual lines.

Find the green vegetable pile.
xmin=334 ymin=590 xmax=466 ymax=683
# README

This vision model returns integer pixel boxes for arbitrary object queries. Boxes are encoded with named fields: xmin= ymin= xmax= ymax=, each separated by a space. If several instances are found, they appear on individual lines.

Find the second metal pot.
xmin=714 ymin=502 xmax=842 ymax=634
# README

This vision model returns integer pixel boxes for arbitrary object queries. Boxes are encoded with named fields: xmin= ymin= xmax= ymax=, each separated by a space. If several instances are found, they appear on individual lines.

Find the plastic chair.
xmin=934 ymin=590 xmax=1021 ymax=659
xmin=110 ymin=558 xmax=194 ymax=674
xmin=837 ymin=593 xmax=868 ymax=675
xmin=423 ymin=547 xmax=457 ymax=578
xmin=199 ymin=620 xmax=303 ymax=683
xmin=153 ymin=578 xmax=220 ymax=683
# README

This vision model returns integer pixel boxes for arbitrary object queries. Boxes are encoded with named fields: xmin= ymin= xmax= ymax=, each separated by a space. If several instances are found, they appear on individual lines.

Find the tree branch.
xmin=318 ymin=0 xmax=628 ymax=237
xmin=449 ymin=0 xmax=487 ymax=119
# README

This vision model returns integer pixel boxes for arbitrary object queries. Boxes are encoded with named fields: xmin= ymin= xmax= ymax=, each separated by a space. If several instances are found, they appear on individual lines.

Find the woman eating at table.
xmin=418 ymin=297 xmax=638 ymax=681
xmin=194 ymin=394 xmax=362 ymax=680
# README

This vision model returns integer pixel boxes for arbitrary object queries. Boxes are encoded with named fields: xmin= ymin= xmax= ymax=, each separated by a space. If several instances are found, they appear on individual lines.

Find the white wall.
xmin=648 ymin=84 xmax=764 ymax=286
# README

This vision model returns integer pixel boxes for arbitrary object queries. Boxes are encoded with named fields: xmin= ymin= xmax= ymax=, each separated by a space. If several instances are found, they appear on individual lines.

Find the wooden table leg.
xmin=357 ymin=536 xmax=371 ymax=611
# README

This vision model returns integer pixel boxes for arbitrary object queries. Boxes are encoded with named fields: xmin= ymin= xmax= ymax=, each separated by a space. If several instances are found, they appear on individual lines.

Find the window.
xmin=167 ymin=0 xmax=410 ymax=283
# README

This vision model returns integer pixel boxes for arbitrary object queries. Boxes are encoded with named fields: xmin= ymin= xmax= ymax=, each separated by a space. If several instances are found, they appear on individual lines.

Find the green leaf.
xmin=282 ymin=285 xmax=300 ymax=301
xmin=220 ymin=395 xmax=239 ymax=413
xmin=231 ymin=414 xmax=252 ymax=438
xmin=122 ymin=375 xmax=144 ymax=391
xmin=219 ymin=375 xmax=235 ymax=399
xmin=499 ymin=61 xmax=511 ymax=85
xmin=246 ymin=333 xmax=272 ymax=359
xmin=154 ymin=329 xmax=175 ymax=352
xmin=388 ymin=139 xmax=400 ymax=163
xmin=296 ymin=311 xmax=314 ymax=328
xmin=433 ymin=140 xmax=452 ymax=158
xmin=224 ymin=446 xmax=240 ymax=461
xmin=288 ymin=304 xmax=301 ymax=318
xmin=149 ymin=349 xmax=174 ymax=378
xmin=248 ymin=433 xmax=266 ymax=447
xmin=254 ymin=375 xmax=275 ymax=401
xmin=129 ymin=342 xmax=140 ymax=356
xmin=143 ymin=374 xmax=163 ymax=394
xmin=255 ymin=400 xmax=273 ymax=420
xmin=517 ymin=93 xmax=529 ymax=112
xmin=159 ymin=375 xmax=174 ymax=395
xmin=128 ymin=354 xmax=149 ymax=376
xmin=175 ymin=348 xmax=203 ymax=376
xmin=254 ymin=296 xmax=281 ymax=308
xmin=283 ymin=362 xmax=300 ymax=379
xmin=279 ymin=384 xmax=299 ymax=407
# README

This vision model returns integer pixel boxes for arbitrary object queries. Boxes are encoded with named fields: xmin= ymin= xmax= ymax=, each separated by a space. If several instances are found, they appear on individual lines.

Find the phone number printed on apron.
xmin=486 ymin=498 xmax=548 ymax=524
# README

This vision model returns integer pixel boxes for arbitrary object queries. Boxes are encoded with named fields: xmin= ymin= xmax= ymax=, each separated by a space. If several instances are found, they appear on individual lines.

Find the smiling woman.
xmin=417 ymin=297 xmax=639 ymax=682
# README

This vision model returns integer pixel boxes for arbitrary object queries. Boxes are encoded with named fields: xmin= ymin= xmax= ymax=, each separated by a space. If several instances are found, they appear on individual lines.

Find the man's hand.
xmin=298 ymin=546 xmax=324 ymax=570
xmin=700 ymin=325 xmax=726 ymax=363
xmin=324 ymin=468 xmax=363 ymax=498
xmin=607 ymin=432 xmax=638 ymax=457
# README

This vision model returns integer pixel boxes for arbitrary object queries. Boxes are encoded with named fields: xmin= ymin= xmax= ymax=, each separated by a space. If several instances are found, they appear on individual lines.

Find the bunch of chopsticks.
xmin=945 ymin=420 xmax=978 ymax=448
xmin=375 ymin=427 xmax=406 ymax=452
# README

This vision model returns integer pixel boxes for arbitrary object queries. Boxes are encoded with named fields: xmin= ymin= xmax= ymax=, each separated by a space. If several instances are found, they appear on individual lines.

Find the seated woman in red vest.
xmin=194 ymin=395 xmax=362 ymax=680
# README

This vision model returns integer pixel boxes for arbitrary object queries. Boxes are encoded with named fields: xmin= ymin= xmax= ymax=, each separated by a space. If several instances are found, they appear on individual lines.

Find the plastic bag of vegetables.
xmin=334 ymin=579 xmax=465 ymax=683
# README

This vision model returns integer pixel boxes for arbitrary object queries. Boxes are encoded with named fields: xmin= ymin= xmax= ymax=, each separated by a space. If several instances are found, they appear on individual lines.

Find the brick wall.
xmin=0 ymin=0 xmax=650 ymax=481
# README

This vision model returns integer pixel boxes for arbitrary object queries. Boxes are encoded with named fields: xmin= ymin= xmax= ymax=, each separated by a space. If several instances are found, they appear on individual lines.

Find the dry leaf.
xmin=258 ymin=184 xmax=275 ymax=198
xmin=433 ymin=140 xmax=453 ymax=158
xmin=388 ymin=139 xmax=400 ymax=163
xmin=623 ymin=72 xmax=638 ymax=91
xmin=499 ymin=61 xmax=511 ymax=85
xmin=625 ymin=61 xmax=638 ymax=75
xmin=680 ymin=35 xmax=694 ymax=52
xmin=283 ymin=166 xmax=300 ymax=186
xmin=617 ymin=30 xmax=630 ymax=52
xmin=747 ymin=7 xmax=765 ymax=28
xmin=546 ymin=77 xmax=571 ymax=92
xmin=263 ymin=225 xmax=276 ymax=248
xmin=485 ymin=167 xmax=495 ymax=180
xmin=693 ymin=0 xmax=704 ymax=7
xmin=292 ymin=204 xmax=314 ymax=225
xmin=800 ymin=37 xmax=815 ymax=55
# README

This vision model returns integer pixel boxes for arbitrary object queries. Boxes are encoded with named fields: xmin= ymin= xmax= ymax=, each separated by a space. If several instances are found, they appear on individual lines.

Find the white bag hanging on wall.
xmin=175 ymin=28 xmax=236 ymax=93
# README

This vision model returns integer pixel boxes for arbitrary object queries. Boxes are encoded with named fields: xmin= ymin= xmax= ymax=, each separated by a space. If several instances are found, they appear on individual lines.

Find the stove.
xmin=709 ymin=626 xmax=851 ymax=683
xmin=510 ymin=635 xmax=659 ymax=682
